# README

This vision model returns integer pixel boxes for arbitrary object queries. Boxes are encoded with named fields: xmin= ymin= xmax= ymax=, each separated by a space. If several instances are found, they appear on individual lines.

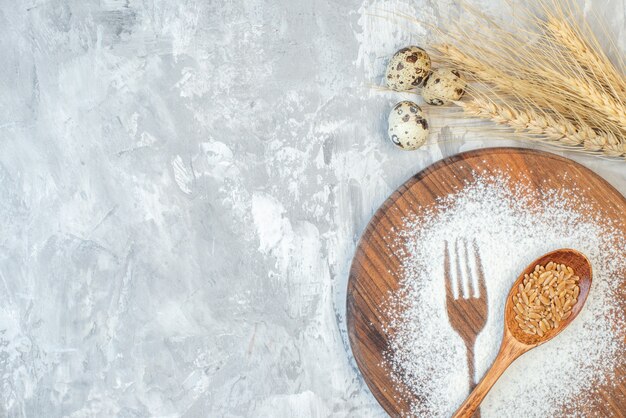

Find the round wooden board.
xmin=346 ymin=147 xmax=626 ymax=417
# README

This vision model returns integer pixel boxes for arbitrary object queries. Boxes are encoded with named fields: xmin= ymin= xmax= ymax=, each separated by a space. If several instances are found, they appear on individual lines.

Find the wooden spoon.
xmin=452 ymin=248 xmax=593 ymax=418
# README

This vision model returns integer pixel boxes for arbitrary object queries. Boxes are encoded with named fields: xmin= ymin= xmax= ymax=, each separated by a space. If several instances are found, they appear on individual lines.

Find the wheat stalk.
xmin=433 ymin=44 xmax=582 ymax=117
xmin=457 ymin=98 xmax=625 ymax=158
xmin=435 ymin=43 xmax=626 ymax=132
xmin=427 ymin=0 xmax=626 ymax=160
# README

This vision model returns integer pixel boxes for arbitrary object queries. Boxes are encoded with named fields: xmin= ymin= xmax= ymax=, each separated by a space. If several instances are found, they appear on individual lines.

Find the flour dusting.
xmin=384 ymin=173 xmax=626 ymax=417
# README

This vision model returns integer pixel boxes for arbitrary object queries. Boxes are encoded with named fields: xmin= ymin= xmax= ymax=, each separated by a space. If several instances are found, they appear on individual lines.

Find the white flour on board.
xmin=383 ymin=172 xmax=626 ymax=417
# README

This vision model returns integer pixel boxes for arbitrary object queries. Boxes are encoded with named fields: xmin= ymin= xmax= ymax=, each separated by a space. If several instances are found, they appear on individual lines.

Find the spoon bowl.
xmin=453 ymin=248 xmax=592 ymax=418
xmin=505 ymin=249 xmax=593 ymax=347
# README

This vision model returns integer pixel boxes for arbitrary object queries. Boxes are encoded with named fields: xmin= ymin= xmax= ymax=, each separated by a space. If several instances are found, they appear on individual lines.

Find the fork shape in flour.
xmin=444 ymin=239 xmax=488 ymax=417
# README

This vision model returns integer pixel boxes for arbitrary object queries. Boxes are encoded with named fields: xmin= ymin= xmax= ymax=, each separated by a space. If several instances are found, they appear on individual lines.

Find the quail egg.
xmin=385 ymin=46 xmax=431 ymax=91
xmin=421 ymin=68 xmax=466 ymax=105
xmin=388 ymin=101 xmax=429 ymax=150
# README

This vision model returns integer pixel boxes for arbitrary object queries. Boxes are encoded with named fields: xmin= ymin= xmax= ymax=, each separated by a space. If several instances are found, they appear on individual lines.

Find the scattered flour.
xmin=384 ymin=172 xmax=626 ymax=417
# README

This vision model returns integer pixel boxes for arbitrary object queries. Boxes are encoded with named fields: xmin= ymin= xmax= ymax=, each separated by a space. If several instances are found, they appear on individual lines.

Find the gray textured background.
xmin=0 ymin=0 xmax=624 ymax=416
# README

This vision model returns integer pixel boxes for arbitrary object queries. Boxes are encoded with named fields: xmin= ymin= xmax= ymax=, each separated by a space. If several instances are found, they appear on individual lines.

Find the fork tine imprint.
xmin=473 ymin=239 xmax=487 ymax=300
xmin=463 ymin=238 xmax=475 ymax=298
xmin=444 ymin=240 xmax=453 ymax=298
xmin=455 ymin=239 xmax=465 ymax=298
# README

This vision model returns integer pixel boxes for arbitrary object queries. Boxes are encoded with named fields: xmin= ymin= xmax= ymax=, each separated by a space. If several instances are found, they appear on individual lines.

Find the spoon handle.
xmin=452 ymin=335 xmax=527 ymax=418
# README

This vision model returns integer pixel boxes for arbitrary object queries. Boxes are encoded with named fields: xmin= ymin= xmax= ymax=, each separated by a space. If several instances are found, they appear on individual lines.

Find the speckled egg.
xmin=422 ymin=68 xmax=466 ymax=105
xmin=387 ymin=101 xmax=429 ymax=150
xmin=385 ymin=46 xmax=431 ymax=91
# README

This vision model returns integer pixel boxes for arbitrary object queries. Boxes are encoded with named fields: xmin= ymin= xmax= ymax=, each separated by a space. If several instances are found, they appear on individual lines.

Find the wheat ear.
xmin=456 ymin=98 xmax=625 ymax=158
xmin=545 ymin=17 xmax=626 ymax=99
xmin=556 ymin=72 xmax=626 ymax=131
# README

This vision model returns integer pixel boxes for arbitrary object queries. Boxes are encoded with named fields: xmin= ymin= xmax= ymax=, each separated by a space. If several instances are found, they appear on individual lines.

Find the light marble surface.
xmin=0 ymin=0 xmax=623 ymax=416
